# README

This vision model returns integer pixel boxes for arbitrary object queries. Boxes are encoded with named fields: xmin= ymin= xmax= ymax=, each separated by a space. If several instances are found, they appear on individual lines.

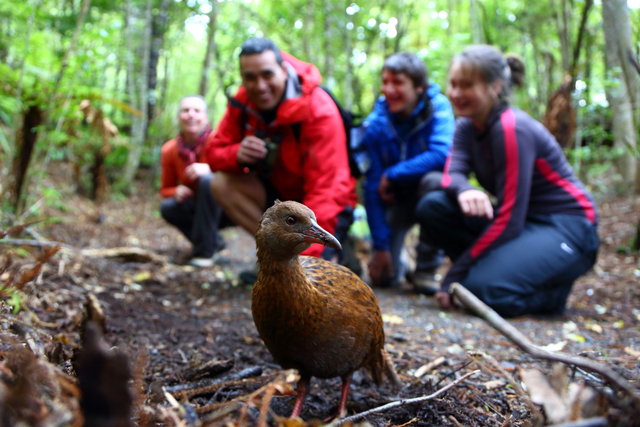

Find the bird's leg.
xmin=290 ymin=376 xmax=310 ymax=418
xmin=336 ymin=374 xmax=352 ymax=419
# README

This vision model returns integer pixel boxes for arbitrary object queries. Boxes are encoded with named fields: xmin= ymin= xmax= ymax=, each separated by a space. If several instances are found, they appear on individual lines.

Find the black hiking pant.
xmin=417 ymin=190 xmax=599 ymax=317
xmin=160 ymin=174 xmax=224 ymax=258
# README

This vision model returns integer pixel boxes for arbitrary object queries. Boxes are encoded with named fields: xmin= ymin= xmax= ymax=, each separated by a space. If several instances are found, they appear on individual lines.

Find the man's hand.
xmin=457 ymin=189 xmax=493 ymax=219
xmin=174 ymin=185 xmax=194 ymax=202
xmin=436 ymin=290 xmax=454 ymax=310
xmin=377 ymin=175 xmax=396 ymax=204
xmin=237 ymin=135 xmax=268 ymax=165
xmin=184 ymin=162 xmax=211 ymax=181
xmin=368 ymin=250 xmax=394 ymax=286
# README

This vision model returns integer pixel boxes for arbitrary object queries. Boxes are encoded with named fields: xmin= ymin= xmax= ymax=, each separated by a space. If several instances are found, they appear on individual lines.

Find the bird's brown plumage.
xmin=251 ymin=200 xmax=398 ymax=418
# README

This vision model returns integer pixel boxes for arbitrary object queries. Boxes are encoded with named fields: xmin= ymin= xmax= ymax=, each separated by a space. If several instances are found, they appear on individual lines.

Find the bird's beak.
xmin=302 ymin=222 xmax=342 ymax=250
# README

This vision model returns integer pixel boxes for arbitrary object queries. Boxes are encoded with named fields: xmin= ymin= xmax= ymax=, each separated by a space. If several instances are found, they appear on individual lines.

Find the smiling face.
xmin=240 ymin=50 xmax=288 ymax=111
xmin=381 ymin=69 xmax=423 ymax=116
xmin=178 ymin=96 xmax=209 ymax=142
xmin=447 ymin=61 xmax=502 ymax=129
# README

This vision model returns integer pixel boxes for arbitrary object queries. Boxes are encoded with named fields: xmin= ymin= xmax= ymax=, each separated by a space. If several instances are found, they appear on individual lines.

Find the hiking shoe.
xmin=189 ymin=257 xmax=215 ymax=268
xmin=406 ymin=270 xmax=440 ymax=296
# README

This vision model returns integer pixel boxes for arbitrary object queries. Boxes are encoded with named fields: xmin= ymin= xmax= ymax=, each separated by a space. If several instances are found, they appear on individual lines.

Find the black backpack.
xmin=292 ymin=86 xmax=365 ymax=178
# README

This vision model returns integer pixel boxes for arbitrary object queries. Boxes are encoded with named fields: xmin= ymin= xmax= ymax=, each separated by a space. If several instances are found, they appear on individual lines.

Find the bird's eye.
xmin=285 ymin=216 xmax=297 ymax=225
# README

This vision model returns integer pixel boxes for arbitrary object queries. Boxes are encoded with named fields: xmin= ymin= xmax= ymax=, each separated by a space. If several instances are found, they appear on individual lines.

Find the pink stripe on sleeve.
xmin=470 ymin=109 xmax=519 ymax=258
xmin=535 ymin=158 xmax=597 ymax=223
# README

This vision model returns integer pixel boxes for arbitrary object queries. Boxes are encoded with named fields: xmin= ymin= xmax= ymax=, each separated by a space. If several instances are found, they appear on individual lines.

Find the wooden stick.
xmin=449 ymin=282 xmax=640 ymax=405
xmin=329 ymin=369 xmax=480 ymax=426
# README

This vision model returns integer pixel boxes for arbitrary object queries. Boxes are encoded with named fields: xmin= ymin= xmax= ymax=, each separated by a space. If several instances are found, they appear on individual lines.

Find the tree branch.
xmin=449 ymin=283 xmax=640 ymax=405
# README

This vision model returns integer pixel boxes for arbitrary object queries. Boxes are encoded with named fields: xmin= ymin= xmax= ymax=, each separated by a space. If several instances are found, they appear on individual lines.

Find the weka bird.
xmin=252 ymin=200 xmax=400 ymax=418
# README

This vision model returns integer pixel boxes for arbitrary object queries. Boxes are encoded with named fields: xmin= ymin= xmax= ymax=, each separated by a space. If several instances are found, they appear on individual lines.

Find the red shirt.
xmin=207 ymin=52 xmax=356 ymax=256
xmin=159 ymin=132 xmax=211 ymax=199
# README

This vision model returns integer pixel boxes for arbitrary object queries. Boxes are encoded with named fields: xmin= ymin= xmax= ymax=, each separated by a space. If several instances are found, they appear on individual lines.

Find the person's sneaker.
xmin=406 ymin=270 xmax=440 ymax=296
xmin=189 ymin=257 xmax=215 ymax=268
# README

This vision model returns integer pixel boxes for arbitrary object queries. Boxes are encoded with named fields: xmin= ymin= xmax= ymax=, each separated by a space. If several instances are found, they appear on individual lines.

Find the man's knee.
xmin=160 ymin=198 xmax=176 ymax=221
xmin=210 ymin=172 xmax=227 ymax=200
xmin=197 ymin=173 xmax=214 ymax=192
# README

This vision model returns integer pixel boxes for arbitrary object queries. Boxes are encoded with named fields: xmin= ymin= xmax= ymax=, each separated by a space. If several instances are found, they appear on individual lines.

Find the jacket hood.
xmin=280 ymin=51 xmax=322 ymax=95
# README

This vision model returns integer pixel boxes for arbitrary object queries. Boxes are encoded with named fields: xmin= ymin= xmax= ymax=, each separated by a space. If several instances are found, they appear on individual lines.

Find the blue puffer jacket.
xmin=362 ymin=83 xmax=455 ymax=251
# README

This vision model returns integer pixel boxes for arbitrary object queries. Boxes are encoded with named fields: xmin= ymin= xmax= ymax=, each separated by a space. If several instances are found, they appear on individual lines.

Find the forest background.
xmin=0 ymin=0 xmax=639 ymax=223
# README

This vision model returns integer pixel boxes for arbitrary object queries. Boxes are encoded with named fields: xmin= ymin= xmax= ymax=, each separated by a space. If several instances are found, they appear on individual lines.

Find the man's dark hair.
xmin=239 ymin=37 xmax=283 ymax=64
xmin=383 ymin=52 xmax=428 ymax=90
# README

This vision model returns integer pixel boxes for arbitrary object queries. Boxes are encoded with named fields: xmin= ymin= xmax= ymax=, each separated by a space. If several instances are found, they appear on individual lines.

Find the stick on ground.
xmin=449 ymin=282 xmax=640 ymax=405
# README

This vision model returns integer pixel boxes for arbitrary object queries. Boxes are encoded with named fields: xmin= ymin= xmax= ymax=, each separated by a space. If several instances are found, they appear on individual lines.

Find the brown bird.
xmin=251 ymin=200 xmax=400 ymax=419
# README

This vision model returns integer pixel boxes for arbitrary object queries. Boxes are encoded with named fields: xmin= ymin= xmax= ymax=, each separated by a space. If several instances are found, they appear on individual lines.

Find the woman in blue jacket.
xmin=418 ymin=45 xmax=599 ymax=317
xmin=361 ymin=52 xmax=455 ymax=289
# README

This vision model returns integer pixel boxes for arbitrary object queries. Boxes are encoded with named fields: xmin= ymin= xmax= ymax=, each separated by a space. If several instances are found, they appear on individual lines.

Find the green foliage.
xmin=0 ymin=0 xmax=635 ymax=204
xmin=567 ymin=142 xmax=626 ymax=196
xmin=41 ymin=187 xmax=69 ymax=213
xmin=7 ymin=293 xmax=23 ymax=314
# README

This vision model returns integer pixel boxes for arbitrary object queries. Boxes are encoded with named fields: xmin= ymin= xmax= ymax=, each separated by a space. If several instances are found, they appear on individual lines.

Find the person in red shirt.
xmin=159 ymin=95 xmax=224 ymax=267
xmin=206 ymin=38 xmax=357 ymax=268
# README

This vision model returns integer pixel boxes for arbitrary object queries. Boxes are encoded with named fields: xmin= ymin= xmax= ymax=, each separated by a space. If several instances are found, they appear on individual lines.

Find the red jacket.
xmin=159 ymin=136 xmax=210 ymax=199
xmin=207 ymin=52 xmax=357 ymax=256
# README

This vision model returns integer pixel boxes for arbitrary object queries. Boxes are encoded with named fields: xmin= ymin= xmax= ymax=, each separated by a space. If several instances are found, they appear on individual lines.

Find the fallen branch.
xmin=449 ymin=283 xmax=640 ymax=405
xmin=0 ymin=239 xmax=166 ymax=264
xmin=80 ymin=247 xmax=167 ymax=264
xmin=164 ymin=366 xmax=264 ymax=398
xmin=329 ymin=369 xmax=480 ymax=426
xmin=0 ymin=238 xmax=69 ymax=249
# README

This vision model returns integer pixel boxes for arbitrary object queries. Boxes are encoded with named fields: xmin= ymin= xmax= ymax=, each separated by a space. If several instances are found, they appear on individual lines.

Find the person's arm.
xmin=362 ymin=126 xmax=393 ymax=252
xmin=298 ymin=89 xmax=355 ymax=257
xmin=386 ymin=93 xmax=455 ymax=183
xmin=159 ymin=142 xmax=179 ymax=198
xmin=440 ymin=120 xmax=475 ymax=196
xmin=206 ymin=102 xmax=246 ymax=173
xmin=441 ymin=109 xmax=536 ymax=290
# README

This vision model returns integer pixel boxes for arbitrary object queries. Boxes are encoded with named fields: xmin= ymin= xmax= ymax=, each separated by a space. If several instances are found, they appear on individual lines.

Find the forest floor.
xmin=1 ymin=165 xmax=639 ymax=426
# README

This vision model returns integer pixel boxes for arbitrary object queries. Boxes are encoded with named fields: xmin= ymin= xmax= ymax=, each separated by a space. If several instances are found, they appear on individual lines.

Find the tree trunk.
xmin=602 ymin=0 xmax=640 ymax=192
xmin=342 ymin=9 xmax=353 ymax=109
xmin=147 ymin=0 xmax=171 ymax=134
xmin=53 ymin=0 xmax=92 ymax=94
xmin=119 ymin=0 xmax=152 ymax=192
xmin=470 ymin=0 xmax=483 ymax=43
xmin=543 ymin=0 xmax=593 ymax=148
xmin=10 ymin=104 xmax=44 ymax=212
xmin=302 ymin=0 xmax=314 ymax=62
xmin=322 ymin=0 xmax=334 ymax=85
xmin=199 ymin=1 xmax=219 ymax=97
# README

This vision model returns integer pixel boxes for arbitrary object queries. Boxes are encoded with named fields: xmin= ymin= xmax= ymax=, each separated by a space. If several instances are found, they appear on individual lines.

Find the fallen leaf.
xmin=541 ymin=341 xmax=567 ymax=352
xmin=382 ymin=313 xmax=404 ymax=325
xmin=566 ymin=333 xmax=586 ymax=343
xmin=133 ymin=271 xmax=151 ymax=282
xmin=484 ymin=379 xmax=505 ymax=390
xmin=624 ymin=346 xmax=640 ymax=358
xmin=520 ymin=368 xmax=567 ymax=423
xmin=585 ymin=322 xmax=603 ymax=334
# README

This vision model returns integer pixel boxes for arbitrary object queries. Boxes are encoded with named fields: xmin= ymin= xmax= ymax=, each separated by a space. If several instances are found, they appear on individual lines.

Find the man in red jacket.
xmin=160 ymin=95 xmax=224 ymax=267
xmin=207 ymin=38 xmax=357 ymax=265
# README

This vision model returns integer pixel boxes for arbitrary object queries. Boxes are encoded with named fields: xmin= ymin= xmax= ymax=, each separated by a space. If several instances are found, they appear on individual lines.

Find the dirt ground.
xmin=1 ymin=168 xmax=639 ymax=426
